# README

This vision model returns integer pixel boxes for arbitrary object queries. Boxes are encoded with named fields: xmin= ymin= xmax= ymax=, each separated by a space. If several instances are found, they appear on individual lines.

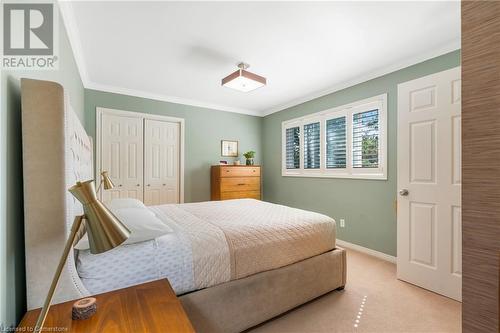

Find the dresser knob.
xmin=136 ymin=184 xmax=140 ymax=187
xmin=162 ymin=184 xmax=166 ymax=186
xmin=147 ymin=184 xmax=151 ymax=187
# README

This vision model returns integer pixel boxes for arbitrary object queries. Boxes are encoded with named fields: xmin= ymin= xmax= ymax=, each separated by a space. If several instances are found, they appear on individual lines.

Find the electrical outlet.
xmin=339 ymin=219 xmax=345 ymax=228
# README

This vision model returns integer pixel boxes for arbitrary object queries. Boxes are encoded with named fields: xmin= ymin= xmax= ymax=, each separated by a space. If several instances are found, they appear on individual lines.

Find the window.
xmin=326 ymin=116 xmax=347 ymax=169
xmin=303 ymin=122 xmax=320 ymax=169
xmin=285 ymin=126 xmax=300 ymax=169
xmin=281 ymin=94 xmax=387 ymax=179
xmin=352 ymin=109 xmax=379 ymax=168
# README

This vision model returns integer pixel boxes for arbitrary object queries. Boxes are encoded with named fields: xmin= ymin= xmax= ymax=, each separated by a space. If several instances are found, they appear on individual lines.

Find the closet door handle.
xmin=162 ymin=184 xmax=166 ymax=186
xmin=136 ymin=184 xmax=140 ymax=187
xmin=147 ymin=184 xmax=151 ymax=187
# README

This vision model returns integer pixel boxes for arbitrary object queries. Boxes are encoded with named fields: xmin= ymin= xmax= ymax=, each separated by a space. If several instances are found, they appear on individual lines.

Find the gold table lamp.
xmin=34 ymin=179 xmax=131 ymax=332
xmin=96 ymin=171 xmax=114 ymax=194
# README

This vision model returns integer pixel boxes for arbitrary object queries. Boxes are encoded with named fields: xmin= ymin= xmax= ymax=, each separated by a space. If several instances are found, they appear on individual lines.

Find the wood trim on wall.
xmin=462 ymin=2 xmax=500 ymax=332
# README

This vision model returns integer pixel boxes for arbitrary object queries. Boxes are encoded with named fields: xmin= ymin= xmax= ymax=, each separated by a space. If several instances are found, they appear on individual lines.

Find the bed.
xmin=21 ymin=78 xmax=346 ymax=333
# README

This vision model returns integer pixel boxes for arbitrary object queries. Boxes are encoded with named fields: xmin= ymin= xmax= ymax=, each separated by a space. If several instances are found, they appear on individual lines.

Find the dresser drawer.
xmin=221 ymin=177 xmax=260 ymax=192
xmin=220 ymin=166 xmax=260 ymax=177
xmin=220 ymin=191 xmax=261 ymax=200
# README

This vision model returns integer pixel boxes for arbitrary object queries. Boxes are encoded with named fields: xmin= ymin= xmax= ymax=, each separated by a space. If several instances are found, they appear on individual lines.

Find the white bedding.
xmin=77 ymin=199 xmax=336 ymax=295
xmin=77 ymin=227 xmax=195 ymax=295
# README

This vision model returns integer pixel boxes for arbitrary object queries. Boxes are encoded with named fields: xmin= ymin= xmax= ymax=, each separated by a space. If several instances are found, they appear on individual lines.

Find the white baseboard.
xmin=336 ymin=239 xmax=397 ymax=264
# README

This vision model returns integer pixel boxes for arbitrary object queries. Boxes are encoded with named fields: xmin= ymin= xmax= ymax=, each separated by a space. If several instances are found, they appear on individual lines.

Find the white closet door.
xmin=144 ymin=119 xmax=180 ymax=205
xmin=101 ymin=114 xmax=144 ymax=202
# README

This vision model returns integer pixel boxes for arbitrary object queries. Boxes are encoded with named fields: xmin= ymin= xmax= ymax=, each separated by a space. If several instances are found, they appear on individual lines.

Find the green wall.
xmin=0 ymin=4 xmax=85 ymax=328
xmin=85 ymin=90 xmax=263 ymax=203
xmin=262 ymin=50 xmax=461 ymax=256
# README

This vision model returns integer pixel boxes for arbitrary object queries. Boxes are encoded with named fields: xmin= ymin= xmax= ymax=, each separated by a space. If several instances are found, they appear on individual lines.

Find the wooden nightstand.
xmin=18 ymin=279 xmax=195 ymax=332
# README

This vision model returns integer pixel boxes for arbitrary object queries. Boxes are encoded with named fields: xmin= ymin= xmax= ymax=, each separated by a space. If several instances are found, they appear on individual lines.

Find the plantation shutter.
xmin=285 ymin=126 xmax=300 ymax=169
xmin=352 ymin=109 xmax=379 ymax=168
xmin=304 ymin=122 xmax=320 ymax=169
xmin=326 ymin=116 xmax=347 ymax=168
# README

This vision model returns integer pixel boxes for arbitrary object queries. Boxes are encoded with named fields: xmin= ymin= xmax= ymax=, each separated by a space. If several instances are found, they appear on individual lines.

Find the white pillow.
xmin=74 ymin=207 xmax=172 ymax=251
xmin=105 ymin=198 xmax=147 ymax=210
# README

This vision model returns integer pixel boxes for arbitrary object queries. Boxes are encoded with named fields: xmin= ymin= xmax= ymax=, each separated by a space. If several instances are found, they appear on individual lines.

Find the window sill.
xmin=281 ymin=172 xmax=387 ymax=180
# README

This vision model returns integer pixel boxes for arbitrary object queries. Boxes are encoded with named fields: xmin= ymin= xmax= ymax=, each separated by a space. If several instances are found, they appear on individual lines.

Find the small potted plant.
xmin=243 ymin=151 xmax=256 ymax=166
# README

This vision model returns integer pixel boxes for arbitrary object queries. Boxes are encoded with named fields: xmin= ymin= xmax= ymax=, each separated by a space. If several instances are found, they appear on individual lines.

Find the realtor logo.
xmin=1 ymin=1 xmax=58 ymax=69
xmin=4 ymin=3 xmax=53 ymax=55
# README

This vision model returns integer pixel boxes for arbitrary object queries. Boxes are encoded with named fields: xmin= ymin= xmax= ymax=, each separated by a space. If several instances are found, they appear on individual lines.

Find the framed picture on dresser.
xmin=221 ymin=140 xmax=238 ymax=157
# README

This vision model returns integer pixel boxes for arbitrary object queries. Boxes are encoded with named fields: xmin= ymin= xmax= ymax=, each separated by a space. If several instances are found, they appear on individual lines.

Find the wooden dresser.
xmin=211 ymin=165 xmax=261 ymax=200
xmin=18 ymin=279 xmax=195 ymax=332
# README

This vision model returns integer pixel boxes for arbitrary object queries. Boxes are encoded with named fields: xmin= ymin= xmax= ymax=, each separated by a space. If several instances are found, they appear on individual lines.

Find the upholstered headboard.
xmin=21 ymin=79 xmax=91 ymax=309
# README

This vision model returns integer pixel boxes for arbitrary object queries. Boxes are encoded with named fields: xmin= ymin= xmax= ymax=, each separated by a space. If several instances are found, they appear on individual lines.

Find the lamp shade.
xmin=101 ymin=171 xmax=114 ymax=190
xmin=222 ymin=63 xmax=266 ymax=92
xmin=69 ymin=180 xmax=130 ymax=254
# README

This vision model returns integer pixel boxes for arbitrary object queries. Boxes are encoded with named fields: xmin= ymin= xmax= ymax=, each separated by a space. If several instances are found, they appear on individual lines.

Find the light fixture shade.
xmin=101 ymin=171 xmax=114 ymax=190
xmin=222 ymin=63 xmax=266 ymax=92
xmin=69 ymin=180 xmax=130 ymax=254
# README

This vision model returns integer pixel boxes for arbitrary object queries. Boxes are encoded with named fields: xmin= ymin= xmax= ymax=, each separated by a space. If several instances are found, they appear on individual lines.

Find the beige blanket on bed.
xmin=152 ymin=199 xmax=336 ymax=288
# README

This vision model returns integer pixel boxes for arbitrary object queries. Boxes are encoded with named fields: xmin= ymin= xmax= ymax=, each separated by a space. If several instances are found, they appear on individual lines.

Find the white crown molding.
xmin=262 ymin=39 xmax=461 ymax=117
xmin=85 ymin=81 xmax=262 ymax=116
xmin=58 ymin=0 xmax=261 ymax=117
xmin=59 ymin=0 xmax=90 ymax=87
xmin=59 ymin=1 xmax=459 ymax=118
xmin=336 ymin=239 xmax=396 ymax=264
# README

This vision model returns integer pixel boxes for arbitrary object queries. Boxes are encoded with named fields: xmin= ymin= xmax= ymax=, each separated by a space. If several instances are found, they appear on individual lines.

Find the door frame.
xmin=95 ymin=107 xmax=185 ymax=203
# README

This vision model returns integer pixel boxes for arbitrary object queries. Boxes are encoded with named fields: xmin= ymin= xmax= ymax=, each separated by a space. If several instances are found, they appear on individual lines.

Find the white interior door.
xmin=100 ymin=113 xmax=144 ymax=202
xmin=144 ymin=119 xmax=180 ymax=205
xmin=397 ymin=67 xmax=461 ymax=301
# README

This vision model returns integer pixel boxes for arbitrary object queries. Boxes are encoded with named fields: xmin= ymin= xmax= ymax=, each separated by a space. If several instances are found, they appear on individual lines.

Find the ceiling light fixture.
xmin=222 ymin=62 xmax=266 ymax=92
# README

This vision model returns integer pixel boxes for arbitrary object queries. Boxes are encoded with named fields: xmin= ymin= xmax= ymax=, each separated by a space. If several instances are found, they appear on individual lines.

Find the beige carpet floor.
xmin=248 ymin=249 xmax=461 ymax=333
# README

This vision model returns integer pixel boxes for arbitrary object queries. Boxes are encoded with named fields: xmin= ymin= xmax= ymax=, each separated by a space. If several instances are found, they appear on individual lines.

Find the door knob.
xmin=399 ymin=189 xmax=409 ymax=196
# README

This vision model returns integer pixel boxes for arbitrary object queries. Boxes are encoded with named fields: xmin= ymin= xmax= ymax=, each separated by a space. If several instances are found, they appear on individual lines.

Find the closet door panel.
xmin=101 ymin=114 xmax=144 ymax=202
xmin=144 ymin=119 xmax=180 ymax=205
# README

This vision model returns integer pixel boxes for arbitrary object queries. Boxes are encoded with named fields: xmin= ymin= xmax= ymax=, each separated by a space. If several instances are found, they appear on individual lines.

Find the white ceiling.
xmin=61 ymin=1 xmax=460 ymax=116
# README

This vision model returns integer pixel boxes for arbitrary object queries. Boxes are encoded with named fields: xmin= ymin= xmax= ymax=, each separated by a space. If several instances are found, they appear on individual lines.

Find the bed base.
xmin=180 ymin=247 xmax=346 ymax=333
